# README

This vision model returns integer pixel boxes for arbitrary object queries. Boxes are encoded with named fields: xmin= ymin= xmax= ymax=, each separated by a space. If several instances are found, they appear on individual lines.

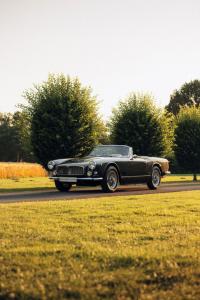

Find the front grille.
xmin=57 ymin=165 xmax=84 ymax=176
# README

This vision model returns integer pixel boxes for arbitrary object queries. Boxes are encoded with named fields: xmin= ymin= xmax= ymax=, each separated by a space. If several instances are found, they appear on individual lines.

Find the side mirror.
xmin=131 ymin=154 xmax=137 ymax=159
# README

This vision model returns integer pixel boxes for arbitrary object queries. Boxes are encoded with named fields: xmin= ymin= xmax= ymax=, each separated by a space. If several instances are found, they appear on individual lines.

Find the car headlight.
xmin=48 ymin=161 xmax=55 ymax=170
xmin=88 ymin=161 xmax=96 ymax=170
xmin=52 ymin=170 xmax=57 ymax=176
xmin=87 ymin=170 xmax=93 ymax=177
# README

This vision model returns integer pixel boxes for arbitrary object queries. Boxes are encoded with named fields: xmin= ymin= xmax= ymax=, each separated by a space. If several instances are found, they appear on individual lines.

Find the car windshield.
xmin=89 ymin=145 xmax=130 ymax=157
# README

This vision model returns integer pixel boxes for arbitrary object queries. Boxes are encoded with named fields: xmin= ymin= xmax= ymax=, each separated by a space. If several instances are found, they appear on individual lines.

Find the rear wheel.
xmin=147 ymin=166 xmax=161 ymax=190
xmin=55 ymin=181 xmax=72 ymax=192
xmin=101 ymin=166 xmax=119 ymax=193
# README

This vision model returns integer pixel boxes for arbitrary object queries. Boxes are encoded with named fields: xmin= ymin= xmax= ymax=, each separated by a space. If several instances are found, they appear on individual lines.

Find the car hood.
xmin=58 ymin=156 xmax=121 ymax=166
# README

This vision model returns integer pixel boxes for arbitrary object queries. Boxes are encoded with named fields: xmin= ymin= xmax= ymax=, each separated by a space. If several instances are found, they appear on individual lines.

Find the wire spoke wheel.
xmin=107 ymin=170 xmax=118 ymax=190
xmin=102 ymin=166 xmax=119 ymax=192
xmin=152 ymin=169 xmax=160 ymax=187
xmin=147 ymin=166 xmax=161 ymax=190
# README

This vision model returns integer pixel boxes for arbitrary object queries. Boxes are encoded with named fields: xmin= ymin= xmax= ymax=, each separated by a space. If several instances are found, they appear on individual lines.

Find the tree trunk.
xmin=193 ymin=174 xmax=197 ymax=181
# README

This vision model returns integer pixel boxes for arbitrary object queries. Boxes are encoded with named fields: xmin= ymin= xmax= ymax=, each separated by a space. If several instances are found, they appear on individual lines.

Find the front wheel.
xmin=101 ymin=166 xmax=119 ymax=193
xmin=55 ymin=181 xmax=72 ymax=192
xmin=147 ymin=166 xmax=161 ymax=190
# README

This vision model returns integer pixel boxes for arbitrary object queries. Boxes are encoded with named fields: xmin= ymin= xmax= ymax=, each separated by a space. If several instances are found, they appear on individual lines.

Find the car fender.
xmin=152 ymin=162 xmax=162 ymax=175
xmin=102 ymin=162 xmax=121 ymax=181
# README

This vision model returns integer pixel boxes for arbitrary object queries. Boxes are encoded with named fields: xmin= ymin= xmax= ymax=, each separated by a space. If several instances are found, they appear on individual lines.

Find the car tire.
xmin=55 ymin=180 xmax=72 ymax=192
xmin=147 ymin=166 xmax=161 ymax=190
xmin=101 ymin=166 xmax=119 ymax=193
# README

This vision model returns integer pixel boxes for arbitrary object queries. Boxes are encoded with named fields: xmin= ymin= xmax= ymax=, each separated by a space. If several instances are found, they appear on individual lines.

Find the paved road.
xmin=0 ymin=183 xmax=200 ymax=203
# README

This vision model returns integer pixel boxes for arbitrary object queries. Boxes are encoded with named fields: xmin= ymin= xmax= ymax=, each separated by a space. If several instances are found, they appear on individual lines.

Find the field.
xmin=1 ymin=191 xmax=200 ymax=299
xmin=0 ymin=163 xmax=47 ymax=179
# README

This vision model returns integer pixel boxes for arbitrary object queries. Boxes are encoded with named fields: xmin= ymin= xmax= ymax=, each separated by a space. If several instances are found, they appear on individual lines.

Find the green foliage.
xmin=0 ymin=113 xmax=20 ymax=161
xmin=22 ymin=74 xmax=106 ymax=167
xmin=0 ymin=112 xmax=34 ymax=162
xmin=174 ymin=106 xmax=200 ymax=177
xmin=12 ymin=111 xmax=35 ymax=161
xmin=166 ymin=79 xmax=200 ymax=115
xmin=109 ymin=93 xmax=174 ymax=157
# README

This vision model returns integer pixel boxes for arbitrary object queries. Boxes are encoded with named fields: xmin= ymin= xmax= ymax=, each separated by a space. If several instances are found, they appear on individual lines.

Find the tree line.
xmin=1 ymin=74 xmax=200 ymax=179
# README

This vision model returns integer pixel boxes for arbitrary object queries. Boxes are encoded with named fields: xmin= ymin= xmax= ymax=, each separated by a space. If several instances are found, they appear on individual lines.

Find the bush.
xmin=109 ymin=93 xmax=174 ymax=157
xmin=22 ymin=74 xmax=106 ymax=168
xmin=174 ymin=105 xmax=200 ymax=180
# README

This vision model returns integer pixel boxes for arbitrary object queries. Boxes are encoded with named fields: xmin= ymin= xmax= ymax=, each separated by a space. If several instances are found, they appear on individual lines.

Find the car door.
xmin=117 ymin=156 xmax=147 ymax=182
xmin=128 ymin=157 xmax=147 ymax=176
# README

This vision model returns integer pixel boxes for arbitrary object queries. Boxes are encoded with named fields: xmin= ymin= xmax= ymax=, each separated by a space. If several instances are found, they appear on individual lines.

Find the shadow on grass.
xmin=0 ymin=289 xmax=81 ymax=300
xmin=138 ymin=273 xmax=185 ymax=291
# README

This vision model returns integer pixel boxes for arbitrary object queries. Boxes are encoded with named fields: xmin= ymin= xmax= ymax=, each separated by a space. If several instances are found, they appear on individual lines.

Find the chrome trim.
xmin=164 ymin=171 xmax=171 ymax=175
xmin=49 ymin=177 xmax=103 ymax=181
xmin=56 ymin=165 xmax=84 ymax=176
xmin=121 ymin=175 xmax=151 ymax=178
xmin=78 ymin=178 xmax=103 ymax=181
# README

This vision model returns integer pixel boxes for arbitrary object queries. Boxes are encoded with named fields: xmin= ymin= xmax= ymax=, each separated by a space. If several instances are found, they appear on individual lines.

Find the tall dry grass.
xmin=0 ymin=163 xmax=47 ymax=179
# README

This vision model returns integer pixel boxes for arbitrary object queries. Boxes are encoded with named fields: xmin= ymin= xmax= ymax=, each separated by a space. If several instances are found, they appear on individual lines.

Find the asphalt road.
xmin=0 ymin=183 xmax=200 ymax=203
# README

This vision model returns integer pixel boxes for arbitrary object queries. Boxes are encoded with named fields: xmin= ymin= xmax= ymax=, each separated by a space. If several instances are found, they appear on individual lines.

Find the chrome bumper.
xmin=162 ymin=171 xmax=171 ymax=176
xmin=165 ymin=171 xmax=171 ymax=175
xmin=49 ymin=176 xmax=103 ymax=183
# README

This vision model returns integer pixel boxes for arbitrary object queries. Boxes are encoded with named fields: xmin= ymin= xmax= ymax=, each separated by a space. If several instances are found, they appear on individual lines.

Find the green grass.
xmin=163 ymin=174 xmax=199 ymax=183
xmin=0 ymin=175 xmax=199 ymax=193
xmin=1 ymin=191 xmax=200 ymax=299
xmin=0 ymin=177 xmax=54 ymax=193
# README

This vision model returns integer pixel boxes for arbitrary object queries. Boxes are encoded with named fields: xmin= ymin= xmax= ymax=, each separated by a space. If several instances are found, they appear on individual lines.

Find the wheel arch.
xmin=103 ymin=163 xmax=121 ymax=182
xmin=152 ymin=163 xmax=162 ymax=175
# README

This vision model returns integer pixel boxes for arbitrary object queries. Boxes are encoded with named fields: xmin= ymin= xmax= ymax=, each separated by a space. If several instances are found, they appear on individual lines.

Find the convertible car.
xmin=48 ymin=145 xmax=170 ymax=192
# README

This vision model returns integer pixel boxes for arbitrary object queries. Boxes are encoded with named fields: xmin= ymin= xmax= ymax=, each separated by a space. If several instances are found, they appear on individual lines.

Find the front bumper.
xmin=162 ymin=171 xmax=171 ymax=176
xmin=49 ymin=176 xmax=103 ymax=183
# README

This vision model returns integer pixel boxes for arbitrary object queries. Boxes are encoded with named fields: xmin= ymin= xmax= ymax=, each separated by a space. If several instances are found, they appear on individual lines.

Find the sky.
xmin=0 ymin=0 xmax=200 ymax=120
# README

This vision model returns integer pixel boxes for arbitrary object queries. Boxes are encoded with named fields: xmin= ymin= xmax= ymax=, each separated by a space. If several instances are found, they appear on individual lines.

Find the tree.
xmin=22 ymin=74 xmax=106 ymax=167
xmin=109 ymin=93 xmax=174 ymax=157
xmin=174 ymin=105 xmax=200 ymax=181
xmin=0 ymin=113 xmax=20 ymax=161
xmin=166 ymin=79 xmax=200 ymax=115
xmin=12 ymin=111 xmax=35 ymax=162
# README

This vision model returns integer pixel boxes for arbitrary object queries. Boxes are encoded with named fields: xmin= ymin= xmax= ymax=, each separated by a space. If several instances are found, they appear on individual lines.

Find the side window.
xmin=129 ymin=147 xmax=133 ymax=157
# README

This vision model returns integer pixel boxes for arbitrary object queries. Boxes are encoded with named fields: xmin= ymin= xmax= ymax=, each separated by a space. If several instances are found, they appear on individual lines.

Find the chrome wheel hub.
xmin=152 ymin=169 xmax=160 ymax=186
xmin=107 ymin=170 xmax=118 ymax=190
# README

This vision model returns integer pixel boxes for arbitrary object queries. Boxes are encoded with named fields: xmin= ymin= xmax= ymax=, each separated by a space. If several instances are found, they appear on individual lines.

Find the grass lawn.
xmin=0 ymin=191 xmax=200 ymax=299
xmin=0 ymin=175 xmax=199 ymax=193
xmin=163 ymin=174 xmax=199 ymax=183
xmin=0 ymin=177 xmax=54 ymax=193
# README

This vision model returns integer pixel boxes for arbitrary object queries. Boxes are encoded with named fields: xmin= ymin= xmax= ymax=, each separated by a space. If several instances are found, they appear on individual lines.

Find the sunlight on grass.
xmin=0 ymin=177 xmax=54 ymax=192
xmin=162 ymin=174 xmax=199 ymax=183
xmin=0 ymin=191 xmax=200 ymax=299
